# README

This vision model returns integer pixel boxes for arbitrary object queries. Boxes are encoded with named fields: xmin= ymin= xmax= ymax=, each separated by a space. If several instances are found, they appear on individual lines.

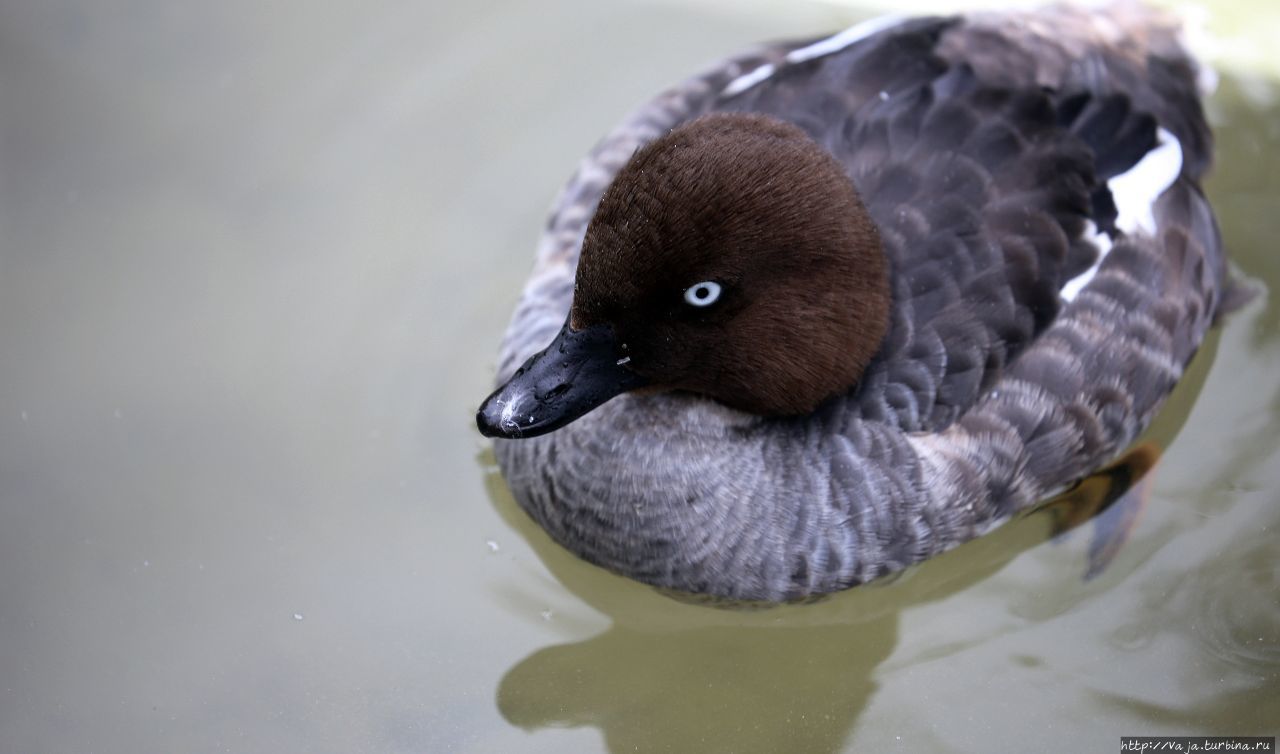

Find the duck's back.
xmin=491 ymin=4 xmax=1230 ymax=601
xmin=715 ymin=12 xmax=1216 ymax=432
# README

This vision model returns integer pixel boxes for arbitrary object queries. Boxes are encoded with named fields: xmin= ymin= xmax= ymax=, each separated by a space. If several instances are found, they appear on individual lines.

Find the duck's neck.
xmin=494 ymin=392 xmax=992 ymax=601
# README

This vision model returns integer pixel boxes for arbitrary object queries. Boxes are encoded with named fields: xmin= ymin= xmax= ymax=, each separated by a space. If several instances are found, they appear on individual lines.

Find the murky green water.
xmin=1 ymin=1 xmax=1275 ymax=752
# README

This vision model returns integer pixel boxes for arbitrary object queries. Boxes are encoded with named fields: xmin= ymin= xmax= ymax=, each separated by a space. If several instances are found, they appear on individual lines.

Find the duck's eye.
xmin=683 ymin=281 xmax=722 ymax=307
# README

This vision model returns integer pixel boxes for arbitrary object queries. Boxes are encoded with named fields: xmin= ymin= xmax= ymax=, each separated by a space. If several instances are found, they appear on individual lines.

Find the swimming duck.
xmin=477 ymin=3 xmax=1236 ymax=601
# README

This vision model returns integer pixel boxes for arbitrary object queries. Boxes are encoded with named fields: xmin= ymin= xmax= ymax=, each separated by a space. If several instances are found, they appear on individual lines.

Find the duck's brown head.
xmin=478 ymin=113 xmax=890 ymax=439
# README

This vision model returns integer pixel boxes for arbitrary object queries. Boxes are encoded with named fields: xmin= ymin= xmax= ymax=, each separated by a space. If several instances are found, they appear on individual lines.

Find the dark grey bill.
xmin=477 ymin=321 xmax=648 ymax=439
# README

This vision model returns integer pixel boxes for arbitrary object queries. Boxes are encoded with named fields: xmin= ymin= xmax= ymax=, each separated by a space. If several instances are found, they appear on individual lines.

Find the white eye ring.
xmin=683 ymin=281 xmax=722 ymax=307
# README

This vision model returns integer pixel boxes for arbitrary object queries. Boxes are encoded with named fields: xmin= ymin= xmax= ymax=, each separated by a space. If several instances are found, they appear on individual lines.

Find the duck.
xmin=476 ymin=2 xmax=1242 ymax=602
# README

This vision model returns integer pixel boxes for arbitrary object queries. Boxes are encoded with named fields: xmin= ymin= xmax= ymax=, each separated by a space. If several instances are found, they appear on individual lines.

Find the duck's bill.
xmin=476 ymin=321 xmax=647 ymax=439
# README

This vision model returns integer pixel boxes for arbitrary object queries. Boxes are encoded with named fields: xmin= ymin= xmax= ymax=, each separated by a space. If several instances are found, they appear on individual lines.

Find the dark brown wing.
xmin=716 ymin=15 xmax=1212 ymax=433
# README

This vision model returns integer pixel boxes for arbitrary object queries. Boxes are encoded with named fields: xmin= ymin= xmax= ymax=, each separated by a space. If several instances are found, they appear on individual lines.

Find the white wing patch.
xmin=1060 ymin=221 xmax=1113 ymax=301
xmin=721 ymin=15 xmax=905 ymax=98
xmin=723 ymin=63 xmax=776 ymax=97
xmin=1110 ymin=127 xmax=1183 ymax=236
xmin=785 ymin=14 xmax=906 ymax=64
xmin=1061 ymin=127 xmax=1184 ymax=302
